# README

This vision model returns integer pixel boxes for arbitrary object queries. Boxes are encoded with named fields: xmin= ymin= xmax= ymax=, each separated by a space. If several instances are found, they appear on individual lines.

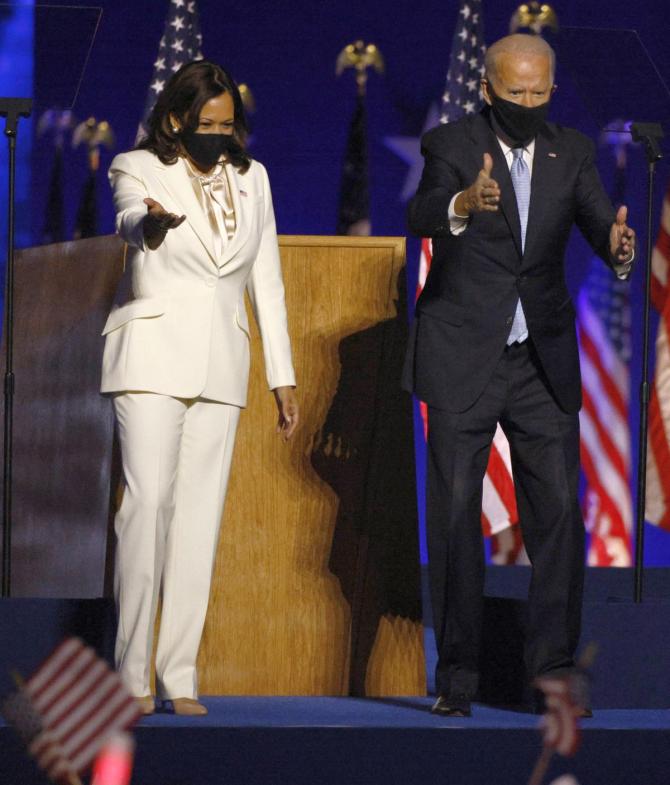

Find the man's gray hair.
xmin=484 ymin=34 xmax=556 ymax=81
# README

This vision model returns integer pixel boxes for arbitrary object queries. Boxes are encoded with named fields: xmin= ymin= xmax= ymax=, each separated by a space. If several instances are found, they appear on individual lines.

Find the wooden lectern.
xmin=2 ymin=234 xmax=425 ymax=697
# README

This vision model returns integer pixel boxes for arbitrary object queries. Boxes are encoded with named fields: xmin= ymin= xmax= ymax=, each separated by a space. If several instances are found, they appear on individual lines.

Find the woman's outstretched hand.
xmin=143 ymin=197 xmax=186 ymax=249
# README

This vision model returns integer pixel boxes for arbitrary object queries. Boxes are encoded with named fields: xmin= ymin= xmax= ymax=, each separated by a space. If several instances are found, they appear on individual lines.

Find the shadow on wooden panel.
xmin=311 ymin=269 xmax=424 ymax=696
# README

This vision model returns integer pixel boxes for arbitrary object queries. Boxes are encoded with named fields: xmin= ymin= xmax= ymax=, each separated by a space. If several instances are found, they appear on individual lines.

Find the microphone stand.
xmin=630 ymin=121 xmax=663 ymax=604
xmin=0 ymin=97 xmax=32 ymax=598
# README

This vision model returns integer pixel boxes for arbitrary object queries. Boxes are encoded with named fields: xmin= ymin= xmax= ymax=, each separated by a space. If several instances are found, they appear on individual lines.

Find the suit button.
xmin=205 ymin=279 xmax=216 ymax=288
xmin=506 ymin=316 xmax=514 ymax=325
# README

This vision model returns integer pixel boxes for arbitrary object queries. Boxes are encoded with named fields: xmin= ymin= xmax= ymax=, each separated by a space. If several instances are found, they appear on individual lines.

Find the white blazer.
xmin=101 ymin=149 xmax=296 ymax=407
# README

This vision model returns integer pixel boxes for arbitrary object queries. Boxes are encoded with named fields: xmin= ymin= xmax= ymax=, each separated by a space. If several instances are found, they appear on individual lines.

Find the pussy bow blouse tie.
xmin=192 ymin=166 xmax=237 ymax=245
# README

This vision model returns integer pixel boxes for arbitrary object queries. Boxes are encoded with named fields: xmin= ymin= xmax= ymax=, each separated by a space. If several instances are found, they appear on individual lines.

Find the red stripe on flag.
xmin=648 ymin=384 xmax=670 ymax=531
xmin=579 ymin=439 xmax=631 ymax=565
xmin=581 ymin=388 xmax=628 ymax=480
xmin=578 ymin=329 xmax=628 ymax=418
xmin=485 ymin=443 xmax=519 ymax=525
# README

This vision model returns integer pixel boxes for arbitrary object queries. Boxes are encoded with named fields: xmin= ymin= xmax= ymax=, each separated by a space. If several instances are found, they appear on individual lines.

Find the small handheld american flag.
xmin=0 ymin=638 xmax=141 ymax=785
xmin=534 ymin=674 xmax=582 ymax=757
xmin=527 ymin=670 xmax=587 ymax=785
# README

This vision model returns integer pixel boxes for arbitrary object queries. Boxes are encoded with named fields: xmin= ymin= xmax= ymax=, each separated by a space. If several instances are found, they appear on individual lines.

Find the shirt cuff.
xmin=614 ymin=250 xmax=634 ymax=279
xmin=448 ymin=193 xmax=469 ymax=235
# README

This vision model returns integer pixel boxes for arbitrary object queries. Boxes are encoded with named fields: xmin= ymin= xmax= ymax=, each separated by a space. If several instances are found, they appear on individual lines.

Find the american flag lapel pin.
xmin=548 ymin=152 xmax=558 ymax=158
xmin=239 ymin=189 xmax=248 ymax=197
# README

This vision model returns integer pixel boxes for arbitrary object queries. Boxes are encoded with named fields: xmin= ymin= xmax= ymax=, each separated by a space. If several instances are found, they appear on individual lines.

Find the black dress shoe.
xmin=431 ymin=694 xmax=472 ymax=717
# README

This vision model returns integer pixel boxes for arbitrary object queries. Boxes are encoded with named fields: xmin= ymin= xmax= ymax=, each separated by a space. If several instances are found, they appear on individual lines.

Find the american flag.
xmin=416 ymin=0 xmax=524 ymax=561
xmin=646 ymin=179 xmax=670 ymax=530
xmin=534 ymin=674 xmax=582 ymax=757
xmin=576 ymin=154 xmax=633 ymax=566
xmin=137 ymin=0 xmax=204 ymax=141
xmin=0 ymin=638 xmax=140 ymax=784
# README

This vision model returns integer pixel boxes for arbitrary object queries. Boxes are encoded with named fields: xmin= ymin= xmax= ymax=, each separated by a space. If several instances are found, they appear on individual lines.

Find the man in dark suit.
xmin=403 ymin=34 xmax=635 ymax=717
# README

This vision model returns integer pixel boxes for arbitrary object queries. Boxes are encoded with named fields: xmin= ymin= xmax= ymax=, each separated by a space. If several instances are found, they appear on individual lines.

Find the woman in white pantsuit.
xmin=102 ymin=61 xmax=298 ymax=716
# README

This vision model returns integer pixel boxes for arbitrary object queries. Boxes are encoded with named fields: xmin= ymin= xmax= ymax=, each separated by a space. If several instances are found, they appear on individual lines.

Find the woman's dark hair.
xmin=138 ymin=60 xmax=251 ymax=173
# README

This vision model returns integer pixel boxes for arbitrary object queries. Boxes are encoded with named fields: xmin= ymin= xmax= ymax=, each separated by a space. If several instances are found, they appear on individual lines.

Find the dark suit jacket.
xmin=402 ymin=109 xmax=618 ymax=414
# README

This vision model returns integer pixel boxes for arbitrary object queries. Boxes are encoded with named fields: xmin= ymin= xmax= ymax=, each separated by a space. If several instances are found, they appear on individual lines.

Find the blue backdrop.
xmin=2 ymin=0 xmax=670 ymax=565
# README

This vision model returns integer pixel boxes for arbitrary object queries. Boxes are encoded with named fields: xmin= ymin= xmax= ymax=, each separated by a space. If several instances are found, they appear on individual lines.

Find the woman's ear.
xmin=169 ymin=113 xmax=181 ymax=133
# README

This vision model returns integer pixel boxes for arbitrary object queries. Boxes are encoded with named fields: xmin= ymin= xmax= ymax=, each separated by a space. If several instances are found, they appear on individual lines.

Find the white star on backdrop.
xmin=383 ymin=103 xmax=440 ymax=202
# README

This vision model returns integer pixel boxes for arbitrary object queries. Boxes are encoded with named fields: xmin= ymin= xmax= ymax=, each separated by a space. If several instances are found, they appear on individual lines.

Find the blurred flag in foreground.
xmin=535 ymin=674 xmax=582 ymax=757
xmin=527 ymin=672 xmax=586 ymax=785
xmin=0 ymin=638 xmax=140 ymax=785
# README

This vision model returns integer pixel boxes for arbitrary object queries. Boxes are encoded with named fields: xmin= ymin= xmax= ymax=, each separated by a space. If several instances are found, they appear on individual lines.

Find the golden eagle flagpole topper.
xmin=509 ymin=3 xmax=559 ymax=35
xmin=336 ymin=40 xmax=384 ymax=96
xmin=72 ymin=116 xmax=115 ymax=172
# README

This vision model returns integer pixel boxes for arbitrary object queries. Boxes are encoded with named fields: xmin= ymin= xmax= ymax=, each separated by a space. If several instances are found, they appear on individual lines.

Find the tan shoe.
xmin=171 ymin=698 xmax=208 ymax=716
xmin=136 ymin=695 xmax=155 ymax=715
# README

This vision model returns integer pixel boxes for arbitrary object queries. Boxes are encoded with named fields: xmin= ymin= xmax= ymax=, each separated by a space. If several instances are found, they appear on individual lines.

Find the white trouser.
xmin=112 ymin=392 xmax=240 ymax=699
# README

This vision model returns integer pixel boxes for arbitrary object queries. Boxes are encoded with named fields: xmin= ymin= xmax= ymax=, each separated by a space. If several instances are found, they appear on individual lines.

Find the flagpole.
xmin=0 ymin=97 xmax=32 ymax=599
xmin=631 ymin=122 xmax=664 ymax=603
xmin=527 ymin=746 xmax=553 ymax=785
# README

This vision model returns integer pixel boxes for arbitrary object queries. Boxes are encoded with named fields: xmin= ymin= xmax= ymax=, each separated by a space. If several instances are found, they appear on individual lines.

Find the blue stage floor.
xmin=3 ymin=698 xmax=669 ymax=785
xmin=139 ymin=696 xmax=670 ymax=730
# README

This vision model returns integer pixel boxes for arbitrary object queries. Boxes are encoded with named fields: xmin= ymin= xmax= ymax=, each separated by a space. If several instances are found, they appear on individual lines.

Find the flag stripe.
xmin=41 ymin=660 xmax=109 ymax=726
xmin=25 ymin=638 xmax=84 ymax=697
xmin=580 ymin=366 xmax=629 ymax=476
xmin=576 ymin=242 xmax=633 ymax=566
xmin=30 ymin=647 xmax=98 ymax=713
xmin=579 ymin=407 xmax=632 ymax=520
xmin=578 ymin=312 xmax=628 ymax=412
xmin=70 ymin=700 xmax=140 ymax=771
xmin=646 ymin=179 xmax=670 ymax=531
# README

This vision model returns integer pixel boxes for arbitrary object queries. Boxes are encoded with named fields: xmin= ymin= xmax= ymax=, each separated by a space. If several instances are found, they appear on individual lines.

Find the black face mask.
xmin=181 ymin=130 xmax=236 ymax=171
xmin=487 ymin=84 xmax=550 ymax=145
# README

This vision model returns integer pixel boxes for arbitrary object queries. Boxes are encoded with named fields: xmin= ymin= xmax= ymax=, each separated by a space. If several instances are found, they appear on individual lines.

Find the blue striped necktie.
xmin=507 ymin=147 xmax=529 ymax=345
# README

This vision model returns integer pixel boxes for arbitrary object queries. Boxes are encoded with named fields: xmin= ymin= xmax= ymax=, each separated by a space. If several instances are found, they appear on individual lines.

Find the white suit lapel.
xmin=153 ymin=158 xmax=217 ymax=264
xmin=219 ymin=162 xmax=252 ymax=266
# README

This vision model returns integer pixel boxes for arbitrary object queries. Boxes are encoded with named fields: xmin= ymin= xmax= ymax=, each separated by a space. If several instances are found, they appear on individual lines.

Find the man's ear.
xmin=480 ymin=78 xmax=493 ymax=106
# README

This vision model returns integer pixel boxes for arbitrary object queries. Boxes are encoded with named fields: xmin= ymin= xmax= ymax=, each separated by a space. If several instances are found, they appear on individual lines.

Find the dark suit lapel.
xmin=523 ymin=126 xmax=560 ymax=266
xmin=470 ymin=113 xmax=523 ymax=262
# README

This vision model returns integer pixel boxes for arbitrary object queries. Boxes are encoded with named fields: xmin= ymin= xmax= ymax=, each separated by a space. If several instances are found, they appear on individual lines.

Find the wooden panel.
xmin=0 ymin=236 xmax=124 ymax=596
xmin=199 ymin=236 xmax=425 ymax=696
xmin=2 ymin=233 xmax=424 ymax=694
